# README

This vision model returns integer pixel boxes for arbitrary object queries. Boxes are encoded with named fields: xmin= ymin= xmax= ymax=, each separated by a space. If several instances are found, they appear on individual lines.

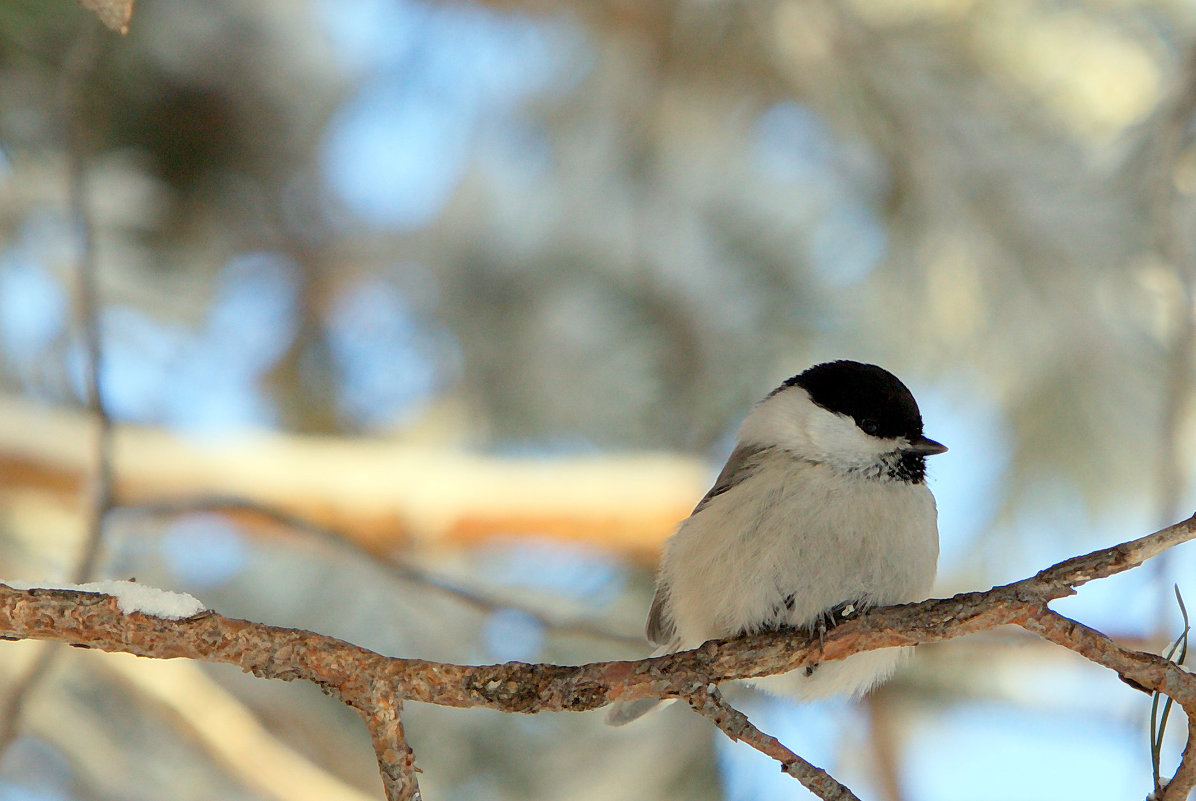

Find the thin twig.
xmin=865 ymin=688 xmax=906 ymax=801
xmin=1145 ymin=56 xmax=1196 ymax=801
xmin=1020 ymin=608 xmax=1196 ymax=801
xmin=71 ymin=122 xmax=114 ymax=584
xmin=1160 ymin=723 xmax=1196 ymax=801
xmin=686 ymin=685 xmax=862 ymax=801
xmin=1019 ymin=609 xmax=1196 ymax=708
xmin=361 ymin=681 xmax=422 ymax=801
xmin=126 ymin=495 xmax=643 ymax=646
xmin=1147 ymin=45 xmax=1196 ymax=633
xmin=0 ymin=647 xmax=58 ymax=756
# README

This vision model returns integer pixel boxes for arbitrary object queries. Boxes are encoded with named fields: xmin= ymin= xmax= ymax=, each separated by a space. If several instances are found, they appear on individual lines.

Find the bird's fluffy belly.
xmin=660 ymin=459 xmax=936 ymax=698
xmin=752 ymin=648 xmax=908 ymax=701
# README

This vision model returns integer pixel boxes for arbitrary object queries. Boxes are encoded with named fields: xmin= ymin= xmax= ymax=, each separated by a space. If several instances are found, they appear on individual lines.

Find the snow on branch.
xmin=1 ymin=513 xmax=1195 ymax=801
xmin=0 ymin=580 xmax=204 ymax=619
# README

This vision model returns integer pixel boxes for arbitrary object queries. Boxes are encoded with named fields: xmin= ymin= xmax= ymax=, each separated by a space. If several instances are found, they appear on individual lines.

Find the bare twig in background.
xmin=68 ymin=52 xmax=114 ymax=589
xmin=97 ymin=653 xmax=377 ymax=801
xmin=865 ymin=688 xmax=906 ymax=801
xmin=0 ymin=22 xmax=112 ymax=761
xmin=1127 ymin=42 xmax=1196 ymax=799
xmin=1 ymin=514 xmax=1193 ymax=800
xmin=127 ymin=495 xmax=643 ymax=646
xmin=1147 ymin=45 xmax=1196 ymax=602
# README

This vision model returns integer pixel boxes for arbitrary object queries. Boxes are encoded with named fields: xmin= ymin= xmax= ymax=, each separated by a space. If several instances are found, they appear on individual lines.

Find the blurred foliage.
xmin=0 ymin=0 xmax=1190 ymax=499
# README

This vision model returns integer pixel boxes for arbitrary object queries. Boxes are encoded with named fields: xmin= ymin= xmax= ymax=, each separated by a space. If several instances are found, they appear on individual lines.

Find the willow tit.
xmin=608 ymin=360 xmax=945 ymax=725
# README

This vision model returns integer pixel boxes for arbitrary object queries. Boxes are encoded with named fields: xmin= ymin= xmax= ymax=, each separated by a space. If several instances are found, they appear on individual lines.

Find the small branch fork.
xmin=361 ymin=681 xmax=422 ymax=801
xmin=687 ymin=685 xmax=864 ymax=801
xmin=1 ymin=514 xmax=1195 ymax=801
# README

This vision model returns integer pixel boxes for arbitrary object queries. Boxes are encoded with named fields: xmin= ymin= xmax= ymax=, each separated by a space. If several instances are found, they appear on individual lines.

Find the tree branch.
xmin=687 ymin=684 xmax=862 ymax=801
xmin=1 ymin=512 xmax=1194 ymax=800
xmin=1019 ymin=609 xmax=1196 ymax=707
xmin=361 ymin=682 xmax=422 ymax=801
xmin=1161 ymin=722 xmax=1196 ymax=801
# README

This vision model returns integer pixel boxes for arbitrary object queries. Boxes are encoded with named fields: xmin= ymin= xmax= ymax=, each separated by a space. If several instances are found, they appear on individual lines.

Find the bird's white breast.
xmin=658 ymin=452 xmax=938 ymax=698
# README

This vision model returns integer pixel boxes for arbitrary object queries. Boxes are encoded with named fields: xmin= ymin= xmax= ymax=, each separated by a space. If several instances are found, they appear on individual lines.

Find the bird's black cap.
xmin=781 ymin=360 xmax=926 ymax=441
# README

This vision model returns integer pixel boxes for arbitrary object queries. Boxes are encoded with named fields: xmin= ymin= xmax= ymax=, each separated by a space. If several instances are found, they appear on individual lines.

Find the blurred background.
xmin=1 ymin=0 xmax=1195 ymax=799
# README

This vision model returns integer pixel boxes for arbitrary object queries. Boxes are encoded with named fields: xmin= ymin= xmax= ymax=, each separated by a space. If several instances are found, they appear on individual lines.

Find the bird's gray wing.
xmin=691 ymin=443 xmax=771 ymax=515
xmin=645 ymin=585 xmax=675 ymax=646
xmin=646 ymin=445 xmax=772 ymax=646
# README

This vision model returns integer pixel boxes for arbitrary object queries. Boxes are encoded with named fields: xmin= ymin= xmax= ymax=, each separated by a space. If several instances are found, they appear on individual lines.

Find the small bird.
xmin=608 ymin=360 xmax=945 ymax=725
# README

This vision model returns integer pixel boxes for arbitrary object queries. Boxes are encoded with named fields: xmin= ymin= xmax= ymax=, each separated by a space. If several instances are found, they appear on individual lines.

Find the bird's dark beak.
xmin=906 ymin=435 xmax=948 ymax=456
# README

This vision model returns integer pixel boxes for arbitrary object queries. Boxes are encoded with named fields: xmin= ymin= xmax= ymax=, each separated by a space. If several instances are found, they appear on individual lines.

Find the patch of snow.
xmin=2 ymin=579 xmax=206 ymax=620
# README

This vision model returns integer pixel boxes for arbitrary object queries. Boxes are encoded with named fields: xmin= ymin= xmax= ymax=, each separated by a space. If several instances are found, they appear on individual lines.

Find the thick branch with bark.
xmin=1 ymin=513 xmax=1194 ymax=800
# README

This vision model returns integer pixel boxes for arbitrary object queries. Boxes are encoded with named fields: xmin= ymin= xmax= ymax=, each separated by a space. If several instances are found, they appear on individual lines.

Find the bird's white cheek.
xmin=805 ymin=409 xmax=893 ymax=467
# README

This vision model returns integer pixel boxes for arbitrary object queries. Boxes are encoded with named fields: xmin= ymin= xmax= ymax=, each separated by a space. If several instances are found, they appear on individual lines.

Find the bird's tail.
xmin=605 ymin=697 xmax=670 ymax=726
xmin=604 ymin=644 xmax=675 ymax=726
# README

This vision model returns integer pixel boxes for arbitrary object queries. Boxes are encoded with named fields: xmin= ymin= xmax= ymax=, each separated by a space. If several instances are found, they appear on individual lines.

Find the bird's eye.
xmin=860 ymin=419 xmax=880 ymax=435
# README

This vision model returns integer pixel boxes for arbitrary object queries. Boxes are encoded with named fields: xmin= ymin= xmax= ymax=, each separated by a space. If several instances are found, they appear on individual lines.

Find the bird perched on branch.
xmin=608 ymin=360 xmax=946 ymax=725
